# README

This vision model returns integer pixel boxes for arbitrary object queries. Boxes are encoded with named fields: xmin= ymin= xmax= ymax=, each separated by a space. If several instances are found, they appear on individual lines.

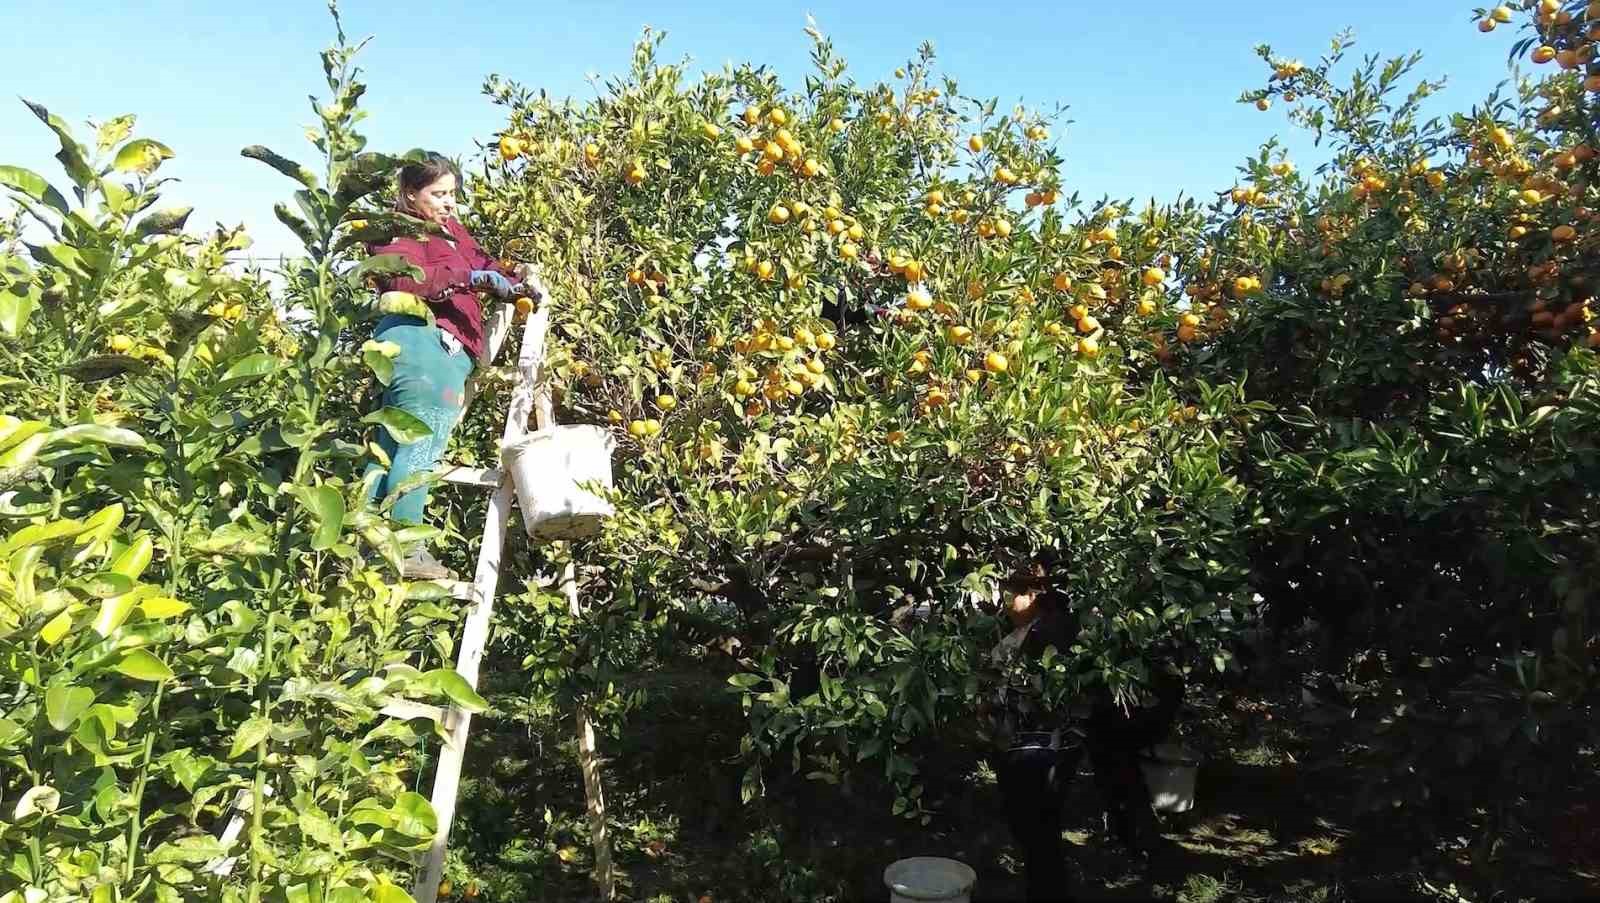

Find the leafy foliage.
xmin=2 ymin=3 xmax=1597 ymax=901
xmin=468 ymin=27 xmax=1257 ymax=823
xmin=0 ymin=11 xmax=470 ymax=903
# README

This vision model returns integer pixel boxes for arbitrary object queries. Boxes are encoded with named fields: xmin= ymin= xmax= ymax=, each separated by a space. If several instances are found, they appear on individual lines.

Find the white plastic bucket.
xmin=501 ymin=425 xmax=615 ymax=540
xmin=1139 ymin=743 xmax=1199 ymax=813
xmin=884 ymin=857 xmax=976 ymax=903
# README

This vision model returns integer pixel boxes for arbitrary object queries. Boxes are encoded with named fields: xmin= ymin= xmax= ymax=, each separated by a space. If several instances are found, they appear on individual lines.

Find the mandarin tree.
xmin=1162 ymin=11 xmax=1600 ymax=853
xmin=466 ymin=28 xmax=1258 ymax=816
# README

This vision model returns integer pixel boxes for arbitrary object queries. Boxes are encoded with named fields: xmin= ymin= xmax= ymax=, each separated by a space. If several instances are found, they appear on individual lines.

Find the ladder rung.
xmin=440 ymin=465 xmax=503 ymax=488
xmin=381 ymin=699 xmax=449 ymax=723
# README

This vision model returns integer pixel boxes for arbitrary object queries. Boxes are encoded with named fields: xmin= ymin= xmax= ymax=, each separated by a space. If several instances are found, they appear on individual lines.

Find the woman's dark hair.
xmin=394 ymin=152 xmax=459 ymax=217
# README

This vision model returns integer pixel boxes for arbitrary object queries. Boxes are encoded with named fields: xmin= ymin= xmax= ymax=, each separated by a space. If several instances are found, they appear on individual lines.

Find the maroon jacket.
xmin=369 ymin=217 xmax=511 ymax=359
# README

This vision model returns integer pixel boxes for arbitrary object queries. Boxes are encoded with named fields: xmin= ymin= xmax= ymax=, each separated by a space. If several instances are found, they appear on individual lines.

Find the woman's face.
xmin=408 ymin=172 xmax=457 ymax=224
xmin=1005 ymin=587 xmax=1041 ymax=629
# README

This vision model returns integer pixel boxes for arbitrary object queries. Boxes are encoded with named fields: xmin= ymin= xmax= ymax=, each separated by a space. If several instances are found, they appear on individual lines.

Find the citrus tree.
xmin=467 ymin=27 xmax=1260 ymax=819
xmin=0 ymin=12 xmax=488 ymax=901
xmin=1157 ymin=5 xmax=1600 ymax=857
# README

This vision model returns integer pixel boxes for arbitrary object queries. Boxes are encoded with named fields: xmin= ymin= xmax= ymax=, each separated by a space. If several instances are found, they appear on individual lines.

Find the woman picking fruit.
xmin=364 ymin=152 xmax=526 ymax=579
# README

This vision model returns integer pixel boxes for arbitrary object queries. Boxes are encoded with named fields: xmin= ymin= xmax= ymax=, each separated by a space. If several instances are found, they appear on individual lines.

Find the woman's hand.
xmin=469 ymin=269 xmax=516 ymax=298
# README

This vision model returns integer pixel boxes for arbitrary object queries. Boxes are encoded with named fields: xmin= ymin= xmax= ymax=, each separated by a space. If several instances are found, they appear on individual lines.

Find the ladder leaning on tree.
xmin=407 ymin=267 xmax=616 ymax=902
xmin=207 ymin=268 xmax=617 ymax=902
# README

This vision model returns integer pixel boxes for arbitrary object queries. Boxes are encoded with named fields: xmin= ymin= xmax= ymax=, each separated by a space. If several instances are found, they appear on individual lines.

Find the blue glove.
xmin=469 ymin=270 xmax=515 ymax=298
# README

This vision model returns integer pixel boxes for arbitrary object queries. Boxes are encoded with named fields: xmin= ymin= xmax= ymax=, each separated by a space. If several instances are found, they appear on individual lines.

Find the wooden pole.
xmin=531 ymin=356 xmax=615 ymax=900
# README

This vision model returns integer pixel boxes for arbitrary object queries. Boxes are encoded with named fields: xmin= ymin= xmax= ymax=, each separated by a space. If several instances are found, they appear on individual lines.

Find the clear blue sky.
xmin=1 ymin=1 xmax=1523 ymax=262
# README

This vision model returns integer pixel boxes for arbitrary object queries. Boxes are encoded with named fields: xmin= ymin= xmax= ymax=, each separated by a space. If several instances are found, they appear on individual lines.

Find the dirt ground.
xmin=442 ymin=657 xmax=1599 ymax=903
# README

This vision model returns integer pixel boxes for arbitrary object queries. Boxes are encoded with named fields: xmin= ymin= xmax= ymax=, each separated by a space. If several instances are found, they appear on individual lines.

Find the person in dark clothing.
xmin=996 ymin=727 xmax=1083 ymax=901
xmin=821 ymin=282 xmax=875 ymax=330
xmin=989 ymin=565 xmax=1186 ymax=901
xmin=821 ymin=250 xmax=897 ymax=332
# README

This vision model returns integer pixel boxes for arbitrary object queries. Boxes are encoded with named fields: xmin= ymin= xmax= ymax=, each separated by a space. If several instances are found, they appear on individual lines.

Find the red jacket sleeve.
xmin=448 ymin=219 xmax=510 ymax=275
xmin=367 ymin=237 xmax=471 ymax=299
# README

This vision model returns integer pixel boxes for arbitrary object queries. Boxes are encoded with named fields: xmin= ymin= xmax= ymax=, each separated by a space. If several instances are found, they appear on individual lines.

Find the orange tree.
xmin=1161 ymin=8 xmax=1600 ymax=858
xmin=467 ymin=29 xmax=1260 ymax=819
xmin=0 ymin=13 xmax=488 ymax=902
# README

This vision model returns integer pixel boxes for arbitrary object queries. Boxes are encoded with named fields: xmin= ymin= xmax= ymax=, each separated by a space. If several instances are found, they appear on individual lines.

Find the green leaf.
xmin=112 ymin=138 xmax=175 ymax=175
xmin=79 ymin=572 xmax=135 ymax=599
xmin=46 ymin=423 xmax=150 ymax=450
xmin=374 ymin=291 xmax=434 ymax=324
xmin=0 ymin=717 xmax=25 ymax=749
xmin=392 ymin=525 xmax=441 ymax=546
xmin=0 ymin=418 xmax=46 ymax=454
xmin=80 ymin=503 xmax=126 ymax=540
xmin=363 ymin=407 xmax=433 ymax=445
xmin=229 ymin=715 xmax=271 ymax=759
xmin=412 ymin=669 xmax=488 ymax=713
xmin=293 ymin=187 xmax=331 ymax=234
xmin=59 ymin=354 xmax=150 ymax=383
xmin=163 ymin=750 xmax=213 ymax=792
xmin=216 ymin=353 xmax=280 ymax=391
xmin=147 ymin=835 xmax=227 ymax=864
xmin=95 ymin=115 xmax=136 ymax=153
xmin=363 ymin=348 xmax=395 ymax=386
xmin=27 ymin=241 xmax=91 ymax=277
xmin=101 ymin=179 xmax=133 ymax=215
xmin=274 ymin=201 xmax=318 ymax=250
xmin=110 ymin=534 xmax=154 ymax=580
xmin=372 ymin=882 xmax=418 ymax=903
xmin=298 ymin=485 xmax=346 ymax=551
xmin=1 ymin=517 xmax=89 ymax=557
xmin=191 ymin=523 xmax=271 ymax=556
xmin=93 ymin=592 xmax=138 ymax=636
xmin=45 ymin=685 xmax=94 ymax=731
xmin=23 ymin=99 xmax=95 ymax=189
xmin=133 ymin=206 xmax=192 ymax=238
xmin=297 ymin=806 xmax=343 ymax=849
xmin=0 ymin=165 xmax=69 ymax=215
xmin=240 ymin=145 xmax=320 ymax=189
xmin=39 ymin=608 xmax=75 ymax=646
xmin=113 ymin=649 xmax=174 ymax=682
xmin=401 ymin=581 xmax=455 ymax=602
xmin=0 ymin=284 xmax=38 ymax=337
xmin=349 ymin=253 xmax=424 ymax=283
xmin=389 ymin=792 xmax=438 ymax=838
xmin=334 ymin=151 xmax=400 ymax=207
xmin=138 ymin=596 xmax=189 ymax=620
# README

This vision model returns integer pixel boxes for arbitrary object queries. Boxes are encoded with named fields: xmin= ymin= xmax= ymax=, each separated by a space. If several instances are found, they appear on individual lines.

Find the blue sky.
xmin=1 ymin=1 xmax=1527 ymax=263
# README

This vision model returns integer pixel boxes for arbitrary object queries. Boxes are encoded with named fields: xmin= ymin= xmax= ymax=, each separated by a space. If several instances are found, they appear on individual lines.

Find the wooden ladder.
xmin=207 ymin=272 xmax=615 ymax=901
xmin=409 ymin=271 xmax=614 ymax=902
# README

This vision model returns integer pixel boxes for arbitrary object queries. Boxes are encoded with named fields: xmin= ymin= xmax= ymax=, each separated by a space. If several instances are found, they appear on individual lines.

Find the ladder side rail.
xmin=456 ymin=300 xmax=517 ymax=416
xmin=457 ymin=280 xmax=549 ymax=690
xmin=414 ymin=293 xmax=550 ymax=902
xmin=479 ymin=300 xmax=518 ymax=369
